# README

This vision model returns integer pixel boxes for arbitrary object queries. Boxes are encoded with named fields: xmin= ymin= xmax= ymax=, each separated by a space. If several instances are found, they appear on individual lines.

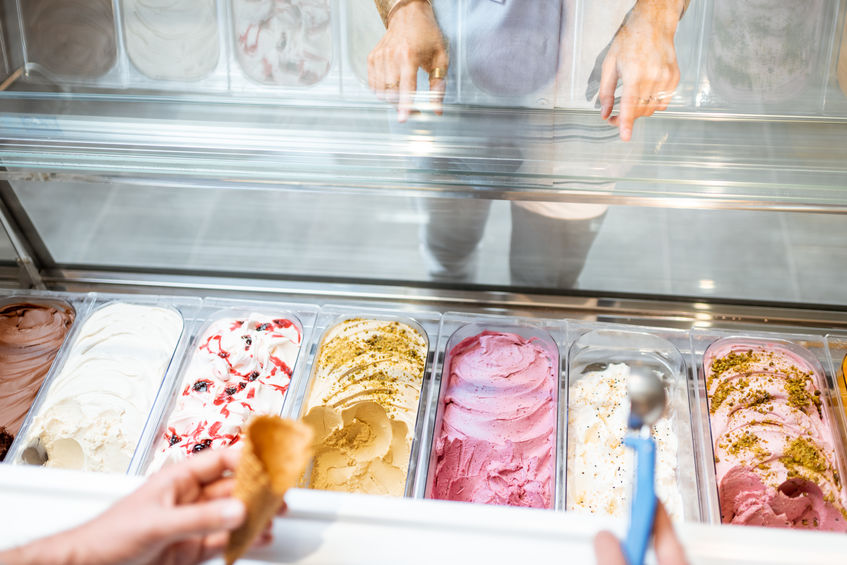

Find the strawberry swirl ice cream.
xmin=149 ymin=314 xmax=302 ymax=471
xmin=705 ymin=339 xmax=847 ymax=531
xmin=430 ymin=331 xmax=557 ymax=509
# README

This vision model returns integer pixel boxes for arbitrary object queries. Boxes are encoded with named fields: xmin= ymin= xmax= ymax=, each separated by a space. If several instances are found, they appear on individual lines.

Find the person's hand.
xmin=368 ymin=0 xmax=449 ymax=122
xmin=0 ymin=449 xmax=276 ymax=565
xmin=598 ymin=0 xmax=684 ymax=141
xmin=594 ymin=501 xmax=688 ymax=565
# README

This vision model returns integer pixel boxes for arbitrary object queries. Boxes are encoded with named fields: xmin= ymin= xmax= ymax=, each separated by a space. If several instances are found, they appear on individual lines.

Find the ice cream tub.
xmin=7 ymin=293 xmax=200 ymax=475
xmin=339 ymin=0 xmax=384 ymax=99
xmin=228 ymin=0 xmax=341 ymax=98
xmin=0 ymin=290 xmax=93 ymax=463
xmin=292 ymin=305 xmax=439 ymax=498
xmin=566 ymin=324 xmax=700 ymax=523
xmin=421 ymin=312 xmax=566 ymax=511
xmin=133 ymin=298 xmax=319 ymax=475
xmin=15 ymin=0 xmax=127 ymax=89
xmin=119 ymin=0 xmax=230 ymax=92
xmin=698 ymin=0 xmax=836 ymax=114
xmin=824 ymin=334 xmax=847 ymax=419
xmin=692 ymin=331 xmax=847 ymax=531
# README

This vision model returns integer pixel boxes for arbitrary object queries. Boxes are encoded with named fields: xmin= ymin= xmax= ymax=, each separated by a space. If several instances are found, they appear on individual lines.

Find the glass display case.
xmin=1 ymin=1 xmax=847 ymax=563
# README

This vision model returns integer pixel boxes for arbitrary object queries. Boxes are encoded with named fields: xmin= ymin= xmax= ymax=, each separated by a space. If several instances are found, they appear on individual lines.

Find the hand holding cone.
xmin=225 ymin=416 xmax=313 ymax=565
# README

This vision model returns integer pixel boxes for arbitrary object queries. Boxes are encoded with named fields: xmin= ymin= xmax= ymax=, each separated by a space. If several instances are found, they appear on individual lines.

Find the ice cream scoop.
xmin=622 ymin=365 xmax=666 ymax=565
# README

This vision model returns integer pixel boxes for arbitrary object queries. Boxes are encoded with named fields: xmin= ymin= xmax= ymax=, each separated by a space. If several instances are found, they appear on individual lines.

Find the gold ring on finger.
xmin=638 ymin=96 xmax=653 ymax=105
xmin=431 ymin=67 xmax=447 ymax=80
xmin=385 ymin=81 xmax=400 ymax=89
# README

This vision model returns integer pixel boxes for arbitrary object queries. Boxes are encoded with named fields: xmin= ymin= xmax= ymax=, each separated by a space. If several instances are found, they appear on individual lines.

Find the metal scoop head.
xmin=626 ymin=365 xmax=667 ymax=431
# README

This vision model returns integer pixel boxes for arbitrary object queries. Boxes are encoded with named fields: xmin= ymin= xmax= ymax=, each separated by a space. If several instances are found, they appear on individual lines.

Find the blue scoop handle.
xmin=622 ymin=436 xmax=657 ymax=565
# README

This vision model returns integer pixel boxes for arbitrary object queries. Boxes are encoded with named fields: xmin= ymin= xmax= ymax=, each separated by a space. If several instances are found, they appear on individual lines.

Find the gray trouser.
xmin=422 ymin=197 xmax=605 ymax=288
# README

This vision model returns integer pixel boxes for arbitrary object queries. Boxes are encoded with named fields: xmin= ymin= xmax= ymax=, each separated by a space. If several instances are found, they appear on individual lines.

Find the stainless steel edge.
xmin=2 ymin=171 xmax=847 ymax=214
xmin=42 ymin=268 xmax=847 ymax=332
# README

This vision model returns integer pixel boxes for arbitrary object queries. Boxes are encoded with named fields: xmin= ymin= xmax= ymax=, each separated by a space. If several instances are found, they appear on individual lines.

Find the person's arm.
xmin=598 ymin=0 xmax=689 ymax=141
xmin=369 ymin=0 xmax=449 ymax=121
xmin=0 ymin=450 xmax=260 ymax=565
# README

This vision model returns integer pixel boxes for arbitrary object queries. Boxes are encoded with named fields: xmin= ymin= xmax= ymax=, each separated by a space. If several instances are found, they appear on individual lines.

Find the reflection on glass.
xmin=347 ymin=0 xmax=384 ymax=85
xmin=838 ymin=15 xmax=847 ymax=99
xmin=8 ymin=179 xmax=847 ymax=305
xmin=420 ymin=198 xmax=605 ymax=288
xmin=22 ymin=0 xmax=117 ymax=78
xmin=706 ymin=0 xmax=825 ymax=104
xmin=462 ymin=0 xmax=562 ymax=97
xmin=0 ymin=224 xmax=16 ymax=264
xmin=122 ymin=0 xmax=220 ymax=81
xmin=232 ymin=0 xmax=333 ymax=86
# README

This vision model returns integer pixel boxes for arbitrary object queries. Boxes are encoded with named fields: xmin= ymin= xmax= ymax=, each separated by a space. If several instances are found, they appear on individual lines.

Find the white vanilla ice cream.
xmin=22 ymin=303 xmax=183 ymax=473
xmin=122 ymin=0 xmax=220 ymax=81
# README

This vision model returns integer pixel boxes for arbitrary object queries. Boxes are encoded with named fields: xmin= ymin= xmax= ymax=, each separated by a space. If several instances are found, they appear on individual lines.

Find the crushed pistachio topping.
xmin=728 ymin=432 xmax=760 ymax=456
xmin=780 ymin=437 xmax=829 ymax=478
xmin=710 ymin=350 xmax=755 ymax=382
xmin=316 ymin=319 xmax=426 ymax=410
xmin=785 ymin=374 xmax=822 ymax=417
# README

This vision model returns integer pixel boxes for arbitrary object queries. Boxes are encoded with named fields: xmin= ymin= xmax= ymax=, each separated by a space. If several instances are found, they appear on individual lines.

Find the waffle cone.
xmin=225 ymin=416 xmax=313 ymax=565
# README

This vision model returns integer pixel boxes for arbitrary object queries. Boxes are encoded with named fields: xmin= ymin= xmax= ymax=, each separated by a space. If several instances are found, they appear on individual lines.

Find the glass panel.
xmin=11 ymin=179 xmax=847 ymax=305
xmin=0 ymin=221 xmax=16 ymax=264
xmin=0 ymin=0 xmax=841 ymax=113
xmin=0 ymin=1 xmax=845 ymax=211
xmin=1 ymin=1 xmax=847 ymax=306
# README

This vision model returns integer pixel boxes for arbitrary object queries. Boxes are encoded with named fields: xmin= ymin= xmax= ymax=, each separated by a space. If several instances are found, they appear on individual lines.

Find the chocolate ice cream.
xmin=23 ymin=0 xmax=117 ymax=78
xmin=0 ymin=301 xmax=75 ymax=460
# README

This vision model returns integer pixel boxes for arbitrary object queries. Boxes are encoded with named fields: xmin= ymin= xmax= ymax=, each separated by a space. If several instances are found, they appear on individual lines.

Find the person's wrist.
xmin=0 ymin=532 xmax=80 ymax=565
xmin=634 ymin=0 xmax=684 ymax=31
xmin=377 ymin=0 xmax=433 ymax=28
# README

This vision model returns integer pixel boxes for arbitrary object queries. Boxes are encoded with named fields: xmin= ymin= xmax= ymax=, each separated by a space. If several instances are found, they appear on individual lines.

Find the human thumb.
xmin=594 ymin=531 xmax=627 ymax=565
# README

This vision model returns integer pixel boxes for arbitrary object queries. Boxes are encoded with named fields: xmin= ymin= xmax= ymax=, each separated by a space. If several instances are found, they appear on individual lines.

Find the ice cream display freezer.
xmin=2 ymin=1 xmax=847 ymax=564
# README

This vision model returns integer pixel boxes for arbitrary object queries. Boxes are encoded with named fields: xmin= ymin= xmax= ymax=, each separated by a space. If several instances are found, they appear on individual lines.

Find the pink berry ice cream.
xmin=705 ymin=339 xmax=847 ymax=531
xmin=149 ymin=314 xmax=302 ymax=471
xmin=430 ymin=331 xmax=557 ymax=509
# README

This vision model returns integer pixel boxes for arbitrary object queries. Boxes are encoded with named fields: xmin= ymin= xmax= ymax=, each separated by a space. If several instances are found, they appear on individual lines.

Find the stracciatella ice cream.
xmin=21 ymin=303 xmax=183 ymax=473
xmin=122 ymin=0 xmax=220 ymax=81
xmin=0 ymin=302 xmax=75 ymax=461
xmin=430 ymin=331 xmax=557 ymax=509
xmin=22 ymin=0 xmax=117 ymax=78
xmin=706 ymin=0 xmax=825 ymax=103
xmin=705 ymin=341 xmax=847 ymax=531
xmin=149 ymin=314 xmax=302 ymax=471
xmin=302 ymin=318 xmax=427 ymax=496
xmin=567 ymin=363 xmax=683 ymax=520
